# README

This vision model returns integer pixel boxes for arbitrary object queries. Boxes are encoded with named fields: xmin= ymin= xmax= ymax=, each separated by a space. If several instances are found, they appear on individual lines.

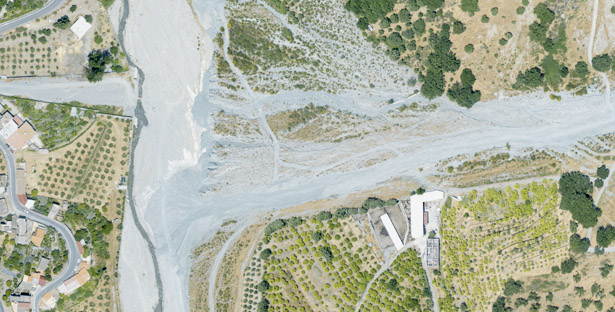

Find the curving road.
xmin=0 ymin=0 xmax=66 ymax=35
xmin=0 ymin=140 xmax=80 ymax=312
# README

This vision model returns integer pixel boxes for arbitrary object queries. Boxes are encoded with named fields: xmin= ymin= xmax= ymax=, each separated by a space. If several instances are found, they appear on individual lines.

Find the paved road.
xmin=0 ymin=140 xmax=80 ymax=312
xmin=0 ymin=0 xmax=66 ymax=35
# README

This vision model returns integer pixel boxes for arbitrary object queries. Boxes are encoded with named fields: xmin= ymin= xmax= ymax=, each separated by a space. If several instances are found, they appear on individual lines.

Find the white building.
xmin=410 ymin=191 xmax=444 ymax=239
xmin=0 ymin=118 xmax=18 ymax=140
xmin=25 ymin=199 xmax=35 ymax=210
xmin=380 ymin=213 xmax=404 ymax=250
xmin=70 ymin=16 xmax=92 ymax=40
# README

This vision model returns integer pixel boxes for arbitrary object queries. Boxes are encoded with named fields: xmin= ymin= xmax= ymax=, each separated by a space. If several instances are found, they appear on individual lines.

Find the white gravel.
xmin=0 ymin=76 xmax=136 ymax=110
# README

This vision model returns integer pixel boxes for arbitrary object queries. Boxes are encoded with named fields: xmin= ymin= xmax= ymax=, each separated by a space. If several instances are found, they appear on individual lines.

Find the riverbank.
xmin=111 ymin=0 xmax=209 ymax=309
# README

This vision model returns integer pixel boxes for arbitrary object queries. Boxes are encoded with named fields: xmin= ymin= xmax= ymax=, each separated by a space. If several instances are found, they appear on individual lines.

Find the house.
xmin=410 ymin=191 xmax=444 ymax=239
xmin=380 ymin=213 xmax=404 ymax=250
xmin=58 ymin=267 xmax=90 ymax=294
xmin=70 ymin=16 xmax=92 ymax=40
xmin=25 ymin=199 xmax=35 ymax=210
xmin=31 ymin=226 xmax=46 ymax=247
xmin=38 ymin=257 xmax=50 ymax=272
xmin=15 ymin=216 xmax=28 ymax=245
xmin=9 ymin=292 xmax=31 ymax=312
xmin=23 ymin=271 xmax=46 ymax=287
xmin=0 ymin=197 xmax=8 ymax=215
xmin=48 ymin=203 xmax=60 ymax=220
xmin=0 ymin=111 xmax=14 ymax=127
xmin=7 ymin=120 xmax=36 ymax=151
xmin=0 ymin=174 xmax=7 ymax=193
xmin=0 ymin=220 xmax=12 ymax=232
xmin=41 ymin=289 xmax=59 ymax=310
xmin=0 ymin=111 xmax=19 ymax=140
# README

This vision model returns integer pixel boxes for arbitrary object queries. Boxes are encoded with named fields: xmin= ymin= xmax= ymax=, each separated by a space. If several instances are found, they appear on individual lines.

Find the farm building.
xmin=410 ymin=191 xmax=444 ymax=239
xmin=380 ymin=213 xmax=404 ymax=250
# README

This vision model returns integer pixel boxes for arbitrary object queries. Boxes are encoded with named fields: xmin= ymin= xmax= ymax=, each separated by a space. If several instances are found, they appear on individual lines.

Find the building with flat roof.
xmin=380 ymin=213 xmax=404 ymax=250
xmin=15 ymin=217 xmax=28 ymax=245
xmin=31 ymin=227 xmax=46 ymax=247
xmin=38 ymin=257 xmax=50 ymax=272
xmin=7 ymin=120 xmax=35 ymax=150
xmin=70 ymin=16 xmax=92 ymax=39
xmin=41 ymin=289 xmax=59 ymax=310
xmin=410 ymin=191 xmax=444 ymax=239
xmin=25 ymin=199 xmax=35 ymax=210
xmin=0 ymin=117 xmax=18 ymax=140
xmin=58 ymin=267 xmax=90 ymax=294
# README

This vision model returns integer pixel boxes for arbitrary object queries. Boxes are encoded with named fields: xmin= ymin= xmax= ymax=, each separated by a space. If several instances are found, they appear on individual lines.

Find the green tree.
xmin=423 ymin=0 xmax=443 ymax=10
xmin=560 ymin=257 xmax=577 ymax=274
xmin=492 ymin=296 xmax=511 ymax=312
xmin=319 ymin=246 xmax=333 ymax=262
xmin=597 ymin=164 xmax=609 ymax=179
xmin=86 ymin=50 xmax=113 ymax=82
xmin=569 ymin=234 xmax=590 ymax=253
xmin=452 ymin=21 xmax=466 ymax=34
xmin=413 ymin=19 xmax=426 ymax=36
xmin=596 ymin=225 xmax=615 ymax=248
xmin=460 ymin=0 xmax=479 ymax=14
xmin=460 ymin=68 xmax=476 ymax=86
xmin=259 ymin=248 xmax=272 ymax=260
xmin=514 ymin=67 xmax=544 ymax=89
xmin=447 ymin=83 xmax=481 ymax=108
xmin=53 ymin=15 xmax=71 ymax=30
xmin=386 ymin=278 xmax=399 ymax=291
xmin=595 ymin=178 xmax=604 ymax=188
xmin=257 ymin=298 xmax=269 ymax=312
xmin=559 ymin=171 xmax=601 ymax=227
xmin=257 ymin=280 xmax=270 ymax=293
xmin=592 ymin=54 xmax=612 ymax=72
xmin=264 ymin=219 xmax=286 ymax=236
xmin=575 ymin=61 xmax=589 ymax=77
xmin=541 ymin=55 xmax=564 ymax=87
xmin=420 ymin=69 xmax=445 ymax=99
xmin=600 ymin=263 xmax=613 ymax=278
xmin=385 ymin=32 xmax=404 ymax=48
xmin=314 ymin=211 xmax=332 ymax=221
xmin=345 ymin=0 xmax=396 ymax=24
xmin=534 ymin=3 xmax=555 ymax=25
xmin=503 ymin=278 xmax=523 ymax=296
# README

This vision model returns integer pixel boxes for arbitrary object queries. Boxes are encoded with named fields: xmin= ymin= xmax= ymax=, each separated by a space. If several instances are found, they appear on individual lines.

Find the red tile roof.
xmin=18 ymin=194 xmax=27 ymax=205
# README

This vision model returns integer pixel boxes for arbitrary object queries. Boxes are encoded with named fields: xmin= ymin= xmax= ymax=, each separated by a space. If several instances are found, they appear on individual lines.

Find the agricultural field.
xmin=0 ymin=0 xmax=126 ymax=77
xmin=359 ymin=248 xmax=433 ymax=312
xmin=501 ymin=255 xmax=615 ymax=311
xmin=436 ymin=180 xmax=570 ymax=311
xmin=17 ymin=114 xmax=132 ymax=209
xmin=239 ymin=207 xmax=387 ymax=312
